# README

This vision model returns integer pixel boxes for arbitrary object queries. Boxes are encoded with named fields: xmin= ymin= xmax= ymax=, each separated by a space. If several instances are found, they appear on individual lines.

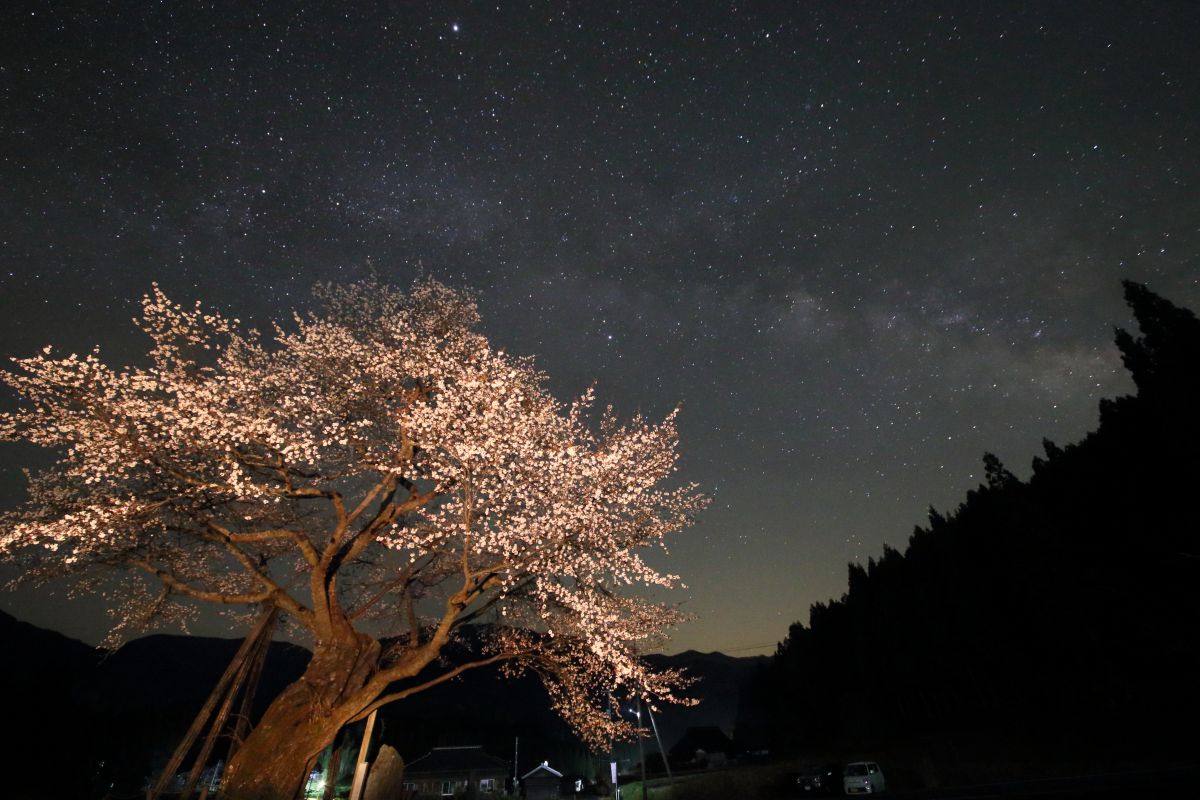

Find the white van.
xmin=843 ymin=761 xmax=886 ymax=794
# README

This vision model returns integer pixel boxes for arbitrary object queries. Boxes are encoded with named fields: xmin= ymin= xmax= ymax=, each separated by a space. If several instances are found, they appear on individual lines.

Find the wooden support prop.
xmin=148 ymin=606 xmax=279 ymax=800
xmin=228 ymin=614 xmax=274 ymax=756
xmin=182 ymin=620 xmax=276 ymax=800
xmin=179 ymin=638 xmax=255 ymax=800
xmin=347 ymin=709 xmax=378 ymax=800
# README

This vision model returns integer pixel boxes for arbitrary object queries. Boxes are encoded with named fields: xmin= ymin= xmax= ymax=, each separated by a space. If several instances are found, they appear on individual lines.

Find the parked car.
xmin=789 ymin=762 xmax=842 ymax=795
xmin=842 ymin=761 xmax=886 ymax=794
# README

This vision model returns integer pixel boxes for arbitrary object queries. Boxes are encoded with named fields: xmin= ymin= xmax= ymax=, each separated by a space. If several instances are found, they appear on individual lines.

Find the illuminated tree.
xmin=0 ymin=278 xmax=705 ymax=799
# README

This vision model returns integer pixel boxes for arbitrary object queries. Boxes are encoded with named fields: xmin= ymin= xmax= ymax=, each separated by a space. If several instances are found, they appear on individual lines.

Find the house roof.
xmin=521 ymin=762 xmax=564 ymax=780
xmin=406 ymin=746 xmax=509 ymax=774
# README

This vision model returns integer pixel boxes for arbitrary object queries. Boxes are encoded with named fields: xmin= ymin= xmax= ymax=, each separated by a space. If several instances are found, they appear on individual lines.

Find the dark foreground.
xmin=848 ymin=764 xmax=1200 ymax=800
xmin=654 ymin=762 xmax=1200 ymax=800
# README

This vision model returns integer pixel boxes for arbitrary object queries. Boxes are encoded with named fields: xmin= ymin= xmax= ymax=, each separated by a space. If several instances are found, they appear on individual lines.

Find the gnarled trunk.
xmin=222 ymin=630 xmax=381 ymax=800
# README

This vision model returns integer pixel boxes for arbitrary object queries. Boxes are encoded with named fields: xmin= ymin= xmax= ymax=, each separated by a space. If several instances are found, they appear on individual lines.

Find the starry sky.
xmin=2 ymin=1 xmax=1198 ymax=655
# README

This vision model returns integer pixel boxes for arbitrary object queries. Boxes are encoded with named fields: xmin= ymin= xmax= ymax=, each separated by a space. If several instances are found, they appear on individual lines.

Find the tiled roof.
xmin=521 ymin=762 xmax=563 ymax=780
xmin=406 ymin=746 xmax=509 ymax=774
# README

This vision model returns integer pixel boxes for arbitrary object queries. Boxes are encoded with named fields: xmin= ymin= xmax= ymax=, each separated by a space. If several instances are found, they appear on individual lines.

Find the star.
xmin=1 ymin=0 xmax=1198 ymax=661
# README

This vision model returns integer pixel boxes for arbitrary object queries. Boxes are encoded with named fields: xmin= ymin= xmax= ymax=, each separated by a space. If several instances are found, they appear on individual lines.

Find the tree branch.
xmin=335 ymin=484 xmax=441 ymax=570
xmin=128 ymin=557 xmax=277 ymax=606
xmin=344 ymin=475 xmax=396 ymax=531
xmin=226 ymin=527 xmax=320 ymax=567
xmin=451 ymin=574 xmax=532 ymax=628
xmin=202 ymin=521 xmax=313 ymax=623
xmin=348 ymin=553 xmax=435 ymax=621
xmin=352 ymin=650 xmax=524 ymax=721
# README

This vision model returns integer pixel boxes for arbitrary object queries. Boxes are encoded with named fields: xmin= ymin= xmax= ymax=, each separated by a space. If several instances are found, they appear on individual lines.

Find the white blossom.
xmin=0 ymin=276 xmax=707 ymax=746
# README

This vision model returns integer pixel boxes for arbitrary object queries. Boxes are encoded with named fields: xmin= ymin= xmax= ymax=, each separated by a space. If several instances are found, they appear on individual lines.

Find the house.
xmin=520 ymin=761 xmax=563 ymax=800
xmin=403 ymin=745 xmax=509 ymax=799
xmin=667 ymin=726 xmax=734 ymax=768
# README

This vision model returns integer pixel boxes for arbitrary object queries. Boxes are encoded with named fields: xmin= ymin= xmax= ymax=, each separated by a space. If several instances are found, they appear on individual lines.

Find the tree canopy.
xmin=0 ymin=277 xmax=706 ymax=794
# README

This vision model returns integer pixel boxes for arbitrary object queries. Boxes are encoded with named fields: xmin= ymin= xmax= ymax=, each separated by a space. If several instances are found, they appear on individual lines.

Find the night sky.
xmin=2 ymin=1 xmax=1198 ymax=655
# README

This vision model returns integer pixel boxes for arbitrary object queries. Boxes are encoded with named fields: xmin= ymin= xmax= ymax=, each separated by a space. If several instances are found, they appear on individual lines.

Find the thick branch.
xmin=340 ymin=484 xmax=439 ymax=566
xmin=201 ymin=521 xmax=314 ymax=624
xmin=326 ymin=484 xmax=441 ymax=580
xmin=372 ymin=573 xmax=487 ymax=688
xmin=353 ymin=651 xmax=524 ymax=721
xmin=226 ymin=527 xmax=320 ymax=567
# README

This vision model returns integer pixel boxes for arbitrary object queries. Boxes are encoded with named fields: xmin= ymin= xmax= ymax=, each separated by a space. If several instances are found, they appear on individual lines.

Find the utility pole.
xmin=636 ymin=701 xmax=647 ymax=800
xmin=645 ymin=704 xmax=671 ymax=780
xmin=513 ymin=736 xmax=519 ymax=794
xmin=608 ymin=696 xmax=620 ymax=800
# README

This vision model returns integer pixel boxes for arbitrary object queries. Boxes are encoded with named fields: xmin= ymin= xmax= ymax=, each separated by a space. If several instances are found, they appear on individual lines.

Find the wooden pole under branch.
xmin=148 ymin=605 xmax=279 ymax=800
xmin=347 ymin=708 xmax=378 ymax=800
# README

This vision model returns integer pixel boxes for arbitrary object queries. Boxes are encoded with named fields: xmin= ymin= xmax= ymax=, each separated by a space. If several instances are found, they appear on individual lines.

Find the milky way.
xmin=2 ymin=1 xmax=1198 ymax=653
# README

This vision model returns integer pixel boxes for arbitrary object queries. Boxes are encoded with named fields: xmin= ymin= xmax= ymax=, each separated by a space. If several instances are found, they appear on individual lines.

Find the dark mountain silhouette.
xmin=751 ymin=281 xmax=1200 ymax=769
xmin=86 ymin=631 xmax=311 ymax=795
xmin=1 ymin=611 xmax=761 ymax=797
xmin=1 ymin=611 xmax=312 ymax=798
xmin=645 ymin=650 xmax=767 ymax=749
xmin=3 ymin=610 xmax=102 ymax=798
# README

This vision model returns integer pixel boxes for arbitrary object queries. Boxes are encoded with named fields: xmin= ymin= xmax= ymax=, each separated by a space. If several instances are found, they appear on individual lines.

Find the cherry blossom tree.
xmin=0 ymin=278 xmax=706 ymax=800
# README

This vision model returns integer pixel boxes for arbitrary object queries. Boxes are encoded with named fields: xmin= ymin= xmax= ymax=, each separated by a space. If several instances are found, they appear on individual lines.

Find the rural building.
xmin=402 ymin=745 xmax=509 ymax=798
xmin=521 ymin=761 xmax=564 ymax=800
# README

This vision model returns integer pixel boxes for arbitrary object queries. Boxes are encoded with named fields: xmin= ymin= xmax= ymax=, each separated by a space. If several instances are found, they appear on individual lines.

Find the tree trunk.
xmin=222 ymin=630 xmax=381 ymax=800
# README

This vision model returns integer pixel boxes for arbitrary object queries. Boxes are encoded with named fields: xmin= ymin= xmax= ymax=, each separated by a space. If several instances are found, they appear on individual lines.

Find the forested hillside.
xmin=755 ymin=281 xmax=1200 ymax=760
